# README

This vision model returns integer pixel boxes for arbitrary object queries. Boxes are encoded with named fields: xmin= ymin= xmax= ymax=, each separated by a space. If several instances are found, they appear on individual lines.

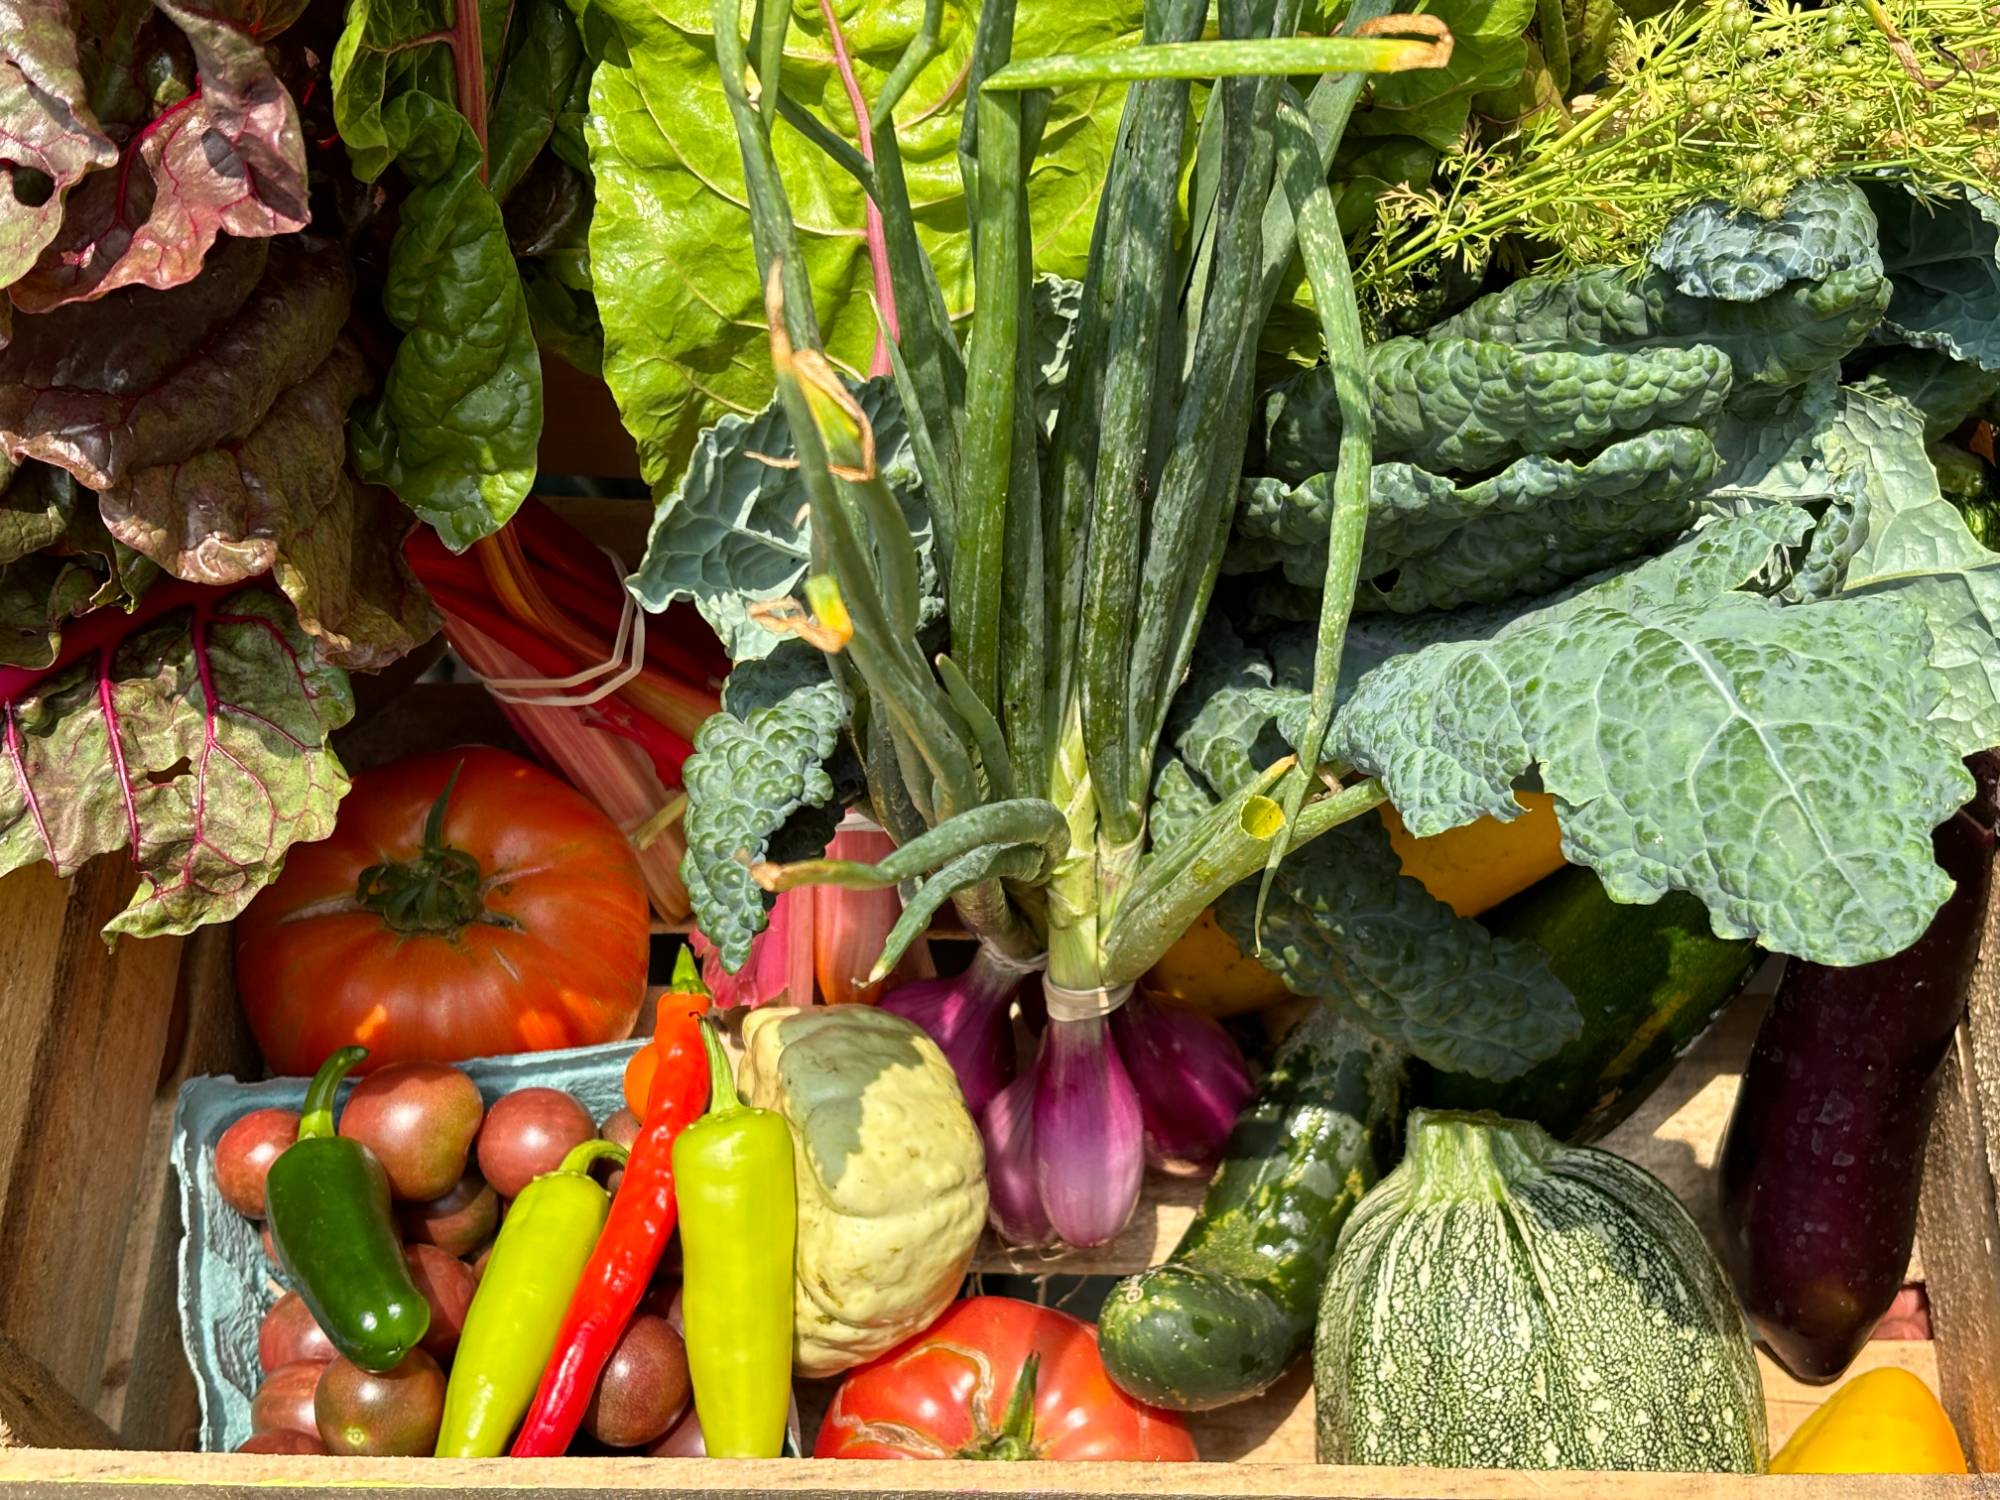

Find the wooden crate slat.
xmin=0 ymin=1332 xmax=119 ymax=1452
xmin=1917 ymin=879 xmax=2000 ymax=1472
xmin=0 ymin=1451 xmax=1982 ymax=1496
xmin=0 ymin=863 xmax=186 ymax=1412
xmin=1161 ymin=1315 xmax=1942 ymax=1466
xmin=90 ymin=926 xmax=258 ymax=1451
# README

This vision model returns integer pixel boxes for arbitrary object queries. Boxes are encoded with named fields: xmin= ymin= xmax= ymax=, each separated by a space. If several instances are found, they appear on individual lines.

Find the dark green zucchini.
xmin=1097 ymin=1008 xmax=1403 ymax=1411
xmin=1417 ymin=863 xmax=1758 ymax=1141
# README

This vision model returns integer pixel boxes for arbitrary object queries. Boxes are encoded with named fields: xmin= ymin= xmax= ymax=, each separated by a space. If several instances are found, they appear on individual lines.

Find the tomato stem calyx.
xmin=354 ymin=761 xmax=487 ymax=936
xmin=959 ymin=1352 xmax=1040 ymax=1461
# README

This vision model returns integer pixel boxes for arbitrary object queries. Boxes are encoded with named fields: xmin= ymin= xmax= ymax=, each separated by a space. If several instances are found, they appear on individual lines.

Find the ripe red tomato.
xmin=236 ymin=748 xmax=649 ymax=1076
xmin=814 ymin=1296 xmax=1197 ymax=1462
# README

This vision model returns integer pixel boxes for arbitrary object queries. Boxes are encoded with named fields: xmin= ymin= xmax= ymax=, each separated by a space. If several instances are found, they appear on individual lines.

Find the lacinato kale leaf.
xmin=1262 ymin=339 xmax=1731 ymax=479
xmin=1650 ymin=181 xmax=1883 ymax=303
xmin=1331 ymin=507 xmax=1972 ymax=967
xmin=1214 ymin=817 xmax=1579 ymax=1082
xmin=1427 ymin=258 xmax=1887 ymax=411
xmin=1155 ymin=621 xmax=1579 ymax=1081
xmin=1241 ymin=426 xmax=1721 ymax=611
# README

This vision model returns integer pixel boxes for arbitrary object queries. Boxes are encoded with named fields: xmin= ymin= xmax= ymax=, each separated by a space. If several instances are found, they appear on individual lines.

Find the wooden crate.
xmin=0 ymin=481 xmax=1995 ymax=1495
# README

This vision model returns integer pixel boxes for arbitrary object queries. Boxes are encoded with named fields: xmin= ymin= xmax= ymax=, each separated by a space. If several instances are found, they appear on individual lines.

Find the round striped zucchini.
xmin=1314 ymin=1110 xmax=1765 ymax=1472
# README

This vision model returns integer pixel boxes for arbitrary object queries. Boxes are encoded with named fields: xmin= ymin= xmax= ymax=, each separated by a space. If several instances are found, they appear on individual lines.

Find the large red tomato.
xmin=814 ymin=1297 xmax=1197 ymax=1462
xmin=235 ymin=748 xmax=650 ymax=1076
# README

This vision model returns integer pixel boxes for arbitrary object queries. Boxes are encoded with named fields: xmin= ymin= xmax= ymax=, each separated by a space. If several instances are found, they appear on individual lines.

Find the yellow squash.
xmin=1380 ymin=791 xmax=1565 ymax=918
xmin=1148 ymin=793 xmax=1567 ymax=1018
xmin=1769 ymin=1368 xmax=1967 ymax=1474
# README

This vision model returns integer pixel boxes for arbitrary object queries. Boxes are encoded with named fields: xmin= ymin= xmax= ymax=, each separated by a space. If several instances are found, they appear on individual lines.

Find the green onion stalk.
xmin=712 ymin=0 xmax=1445 ymax=1246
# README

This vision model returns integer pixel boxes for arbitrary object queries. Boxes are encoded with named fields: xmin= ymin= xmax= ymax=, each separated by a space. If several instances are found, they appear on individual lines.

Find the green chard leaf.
xmin=0 ymin=587 xmax=355 ymax=939
xmin=627 ymin=377 xmax=931 ymax=662
xmin=680 ymin=659 xmax=845 ymax=970
xmin=332 ymin=7 xmax=541 ymax=549
xmin=1331 ymin=508 xmax=1973 ymax=966
xmin=0 ymin=462 xmax=79 ymax=568
xmin=1865 ymin=182 xmax=2000 ymax=371
xmin=581 ymin=0 xmax=1144 ymax=486
xmin=1344 ymin=0 xmax=1535 ymax=151
xmin=485 ymin=0 xmax=588 ymax=203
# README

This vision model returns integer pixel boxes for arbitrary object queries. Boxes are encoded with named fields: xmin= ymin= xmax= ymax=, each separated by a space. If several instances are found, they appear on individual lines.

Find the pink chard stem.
xmin=817 ymin=0 xmax=898 ymax=374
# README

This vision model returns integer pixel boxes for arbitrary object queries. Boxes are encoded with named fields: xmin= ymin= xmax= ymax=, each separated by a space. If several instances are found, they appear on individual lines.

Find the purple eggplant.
xmin=1718 ymin=754 xmax=1997 ymax=1382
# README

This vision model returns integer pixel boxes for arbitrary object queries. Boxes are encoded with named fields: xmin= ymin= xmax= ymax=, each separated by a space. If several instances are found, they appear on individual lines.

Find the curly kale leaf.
xmin=1241 ymin=427 xmax=1720 ymax=612
xmin=1829 ymin=385 xmax=2000 ymax=755
xmin=1866 ymin=182 xmax=2000 ymax=371
xmin=1332 ymin=507 xmax=1972 ymax=967
xmin=628 ymin=378 xmax=930 ymax=662
xmin=1154 ymin=624 xmax=1579 ymax=1081
xmin=1865 ymin=351 xmax=2000 ymax=440
xmin=1263 ymin=340 xmax=1730 ymax=478
xmin=681 ymin=663 xmax=844 ymax=971
xmin=1650 ymin=182 xmax=1882 ymax=303
xmin=1214 ymin=817 xmax=1579 ymax=1082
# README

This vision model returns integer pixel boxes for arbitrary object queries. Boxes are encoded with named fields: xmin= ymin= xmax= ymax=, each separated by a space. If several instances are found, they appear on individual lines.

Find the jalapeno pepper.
xmin=673 ymin=1019 xmax=795 ymax=1458
xmin=435 ymin=1138 xmax=628 ymax=1456
xmin=264 ymin=1046 xmax=430 ymax=1372
xmin=510 ymin=983 xmax=712 ymax=1457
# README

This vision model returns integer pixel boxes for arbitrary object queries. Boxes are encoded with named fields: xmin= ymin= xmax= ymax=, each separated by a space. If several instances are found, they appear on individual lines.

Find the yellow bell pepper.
xmin=1769 ymin=1367 xmax=1967 ymax=1474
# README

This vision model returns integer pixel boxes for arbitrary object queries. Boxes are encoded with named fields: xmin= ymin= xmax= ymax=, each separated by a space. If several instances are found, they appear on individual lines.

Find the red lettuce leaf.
xmin=0 ymin=0 xmax=119 ymax=291
xmin=97 ymin=335 xmax=440 ymax=669
xmin=9 ymin=0 xmax=309 ymax=311
xmin=0 ymin=232 xmax=349 ymax=489
xmin=0 ymin=583 xmax=353 ymax=938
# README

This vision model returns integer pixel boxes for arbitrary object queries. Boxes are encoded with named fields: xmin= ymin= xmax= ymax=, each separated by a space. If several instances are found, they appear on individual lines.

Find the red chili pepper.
xmin=508 ymin=985 xmax=712 ymax=1456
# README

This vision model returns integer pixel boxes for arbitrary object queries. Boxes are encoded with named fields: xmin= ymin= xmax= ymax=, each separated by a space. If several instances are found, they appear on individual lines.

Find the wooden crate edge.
xmin=0 ymin=1452 xmax=1989 ymax=1498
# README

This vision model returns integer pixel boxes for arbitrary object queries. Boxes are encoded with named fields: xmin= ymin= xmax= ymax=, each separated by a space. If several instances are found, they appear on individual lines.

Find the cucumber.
xmin=1417 ymin=863 xmax=1757 ymax=1141
xmin=1097 ymin=1008 xmax=1403 ymax=1411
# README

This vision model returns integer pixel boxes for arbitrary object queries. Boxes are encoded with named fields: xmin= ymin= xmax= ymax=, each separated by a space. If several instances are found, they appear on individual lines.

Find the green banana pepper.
xmin=435 ymin=1137 xmax=628 ymax=1457
xmin=265 ymin=1046 xmax=430 ymax=1372
xmin=673 ymin=1021 xmax=796 ymax=1458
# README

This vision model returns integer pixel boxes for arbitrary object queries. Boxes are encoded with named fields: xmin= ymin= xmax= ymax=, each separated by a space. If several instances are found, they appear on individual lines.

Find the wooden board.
xmin=0 ymin=862 xmax=186 ymax=1430
xmin=0 ymin=1450 xmax=1985 ymax=1498
xmin=1918 ymin=872 xmax=2000 ymax=1470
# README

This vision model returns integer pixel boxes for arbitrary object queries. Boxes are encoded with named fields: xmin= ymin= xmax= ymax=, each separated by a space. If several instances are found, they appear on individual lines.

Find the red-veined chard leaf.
xmin=0 ymin=584 xmax=354 ymax=939
xmin=0 ymin=0 xmax=119 ymax=293
xmin=9 ymin=0 xmax=310 ymax=311
xmin=0 ymin=234 xmax=350 ymax=489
